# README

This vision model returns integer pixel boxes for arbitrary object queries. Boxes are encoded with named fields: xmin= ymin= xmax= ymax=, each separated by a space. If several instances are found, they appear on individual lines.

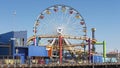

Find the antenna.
xmin=13 ymin=10 xmax=16 ymax=15
xmin=12 ymin=10 xmax=16 ymax=31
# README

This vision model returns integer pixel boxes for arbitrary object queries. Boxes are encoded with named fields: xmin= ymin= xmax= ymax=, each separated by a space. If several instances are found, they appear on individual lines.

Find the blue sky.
xmin=0 ymin=0 xmax=120 ymax=52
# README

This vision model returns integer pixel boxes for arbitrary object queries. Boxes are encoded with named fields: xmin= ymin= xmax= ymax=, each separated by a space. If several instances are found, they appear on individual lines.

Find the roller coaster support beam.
xmin=87 ymin=38 xmax=91 ymax=63
xmin=103 ymin=41 xmax=106 ymax=62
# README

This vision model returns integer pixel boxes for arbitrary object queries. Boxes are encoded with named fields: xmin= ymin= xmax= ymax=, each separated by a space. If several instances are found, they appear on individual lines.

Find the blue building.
xmin=0 ymin=31 xmax=48 ymax=64
xmin=0 ymin=31 xmax=27 ymax=56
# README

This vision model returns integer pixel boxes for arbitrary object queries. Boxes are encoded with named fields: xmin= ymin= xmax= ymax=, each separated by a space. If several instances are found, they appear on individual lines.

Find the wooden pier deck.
xmin=0 ymin=63 xmax=120 ymax=68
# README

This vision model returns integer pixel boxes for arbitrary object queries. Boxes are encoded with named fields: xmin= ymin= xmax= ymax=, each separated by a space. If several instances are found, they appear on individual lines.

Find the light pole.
xmin=91 ymin=28 xmax=96 ymax=52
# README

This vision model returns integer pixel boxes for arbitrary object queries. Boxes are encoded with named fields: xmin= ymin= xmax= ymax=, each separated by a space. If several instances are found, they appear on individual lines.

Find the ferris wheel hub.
xmin=57 ymin=27 xmax=63 ymax=34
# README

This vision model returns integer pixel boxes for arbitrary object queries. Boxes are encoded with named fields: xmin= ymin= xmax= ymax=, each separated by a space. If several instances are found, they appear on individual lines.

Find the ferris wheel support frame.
xmin=59 ymin=35 xmax=63 ymax=64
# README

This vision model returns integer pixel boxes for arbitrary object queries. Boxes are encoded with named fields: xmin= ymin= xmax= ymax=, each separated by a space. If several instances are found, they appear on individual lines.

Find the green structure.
xmin=95 ymin=41 xmax=106 ymax=62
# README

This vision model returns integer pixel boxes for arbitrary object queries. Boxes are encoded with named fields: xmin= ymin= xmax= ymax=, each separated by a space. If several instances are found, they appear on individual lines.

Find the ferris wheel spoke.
xmin=66 ymin=14 xmax=74 ymax=25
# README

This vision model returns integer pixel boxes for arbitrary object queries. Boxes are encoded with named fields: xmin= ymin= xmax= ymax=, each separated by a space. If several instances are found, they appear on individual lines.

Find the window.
xmin=15 ymin=38 xmax=24 ymax=46
xmin=20 ymin=38 xmax=24 ymax=46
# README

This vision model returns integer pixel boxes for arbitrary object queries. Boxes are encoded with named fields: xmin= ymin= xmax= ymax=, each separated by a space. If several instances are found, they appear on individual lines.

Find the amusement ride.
xmin=26 ymin=4 xmax=105 ymax=63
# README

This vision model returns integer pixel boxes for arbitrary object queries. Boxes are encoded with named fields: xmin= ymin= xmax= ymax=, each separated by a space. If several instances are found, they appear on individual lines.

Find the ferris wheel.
xmin=27 ymin=4 xmax=87 ymax=47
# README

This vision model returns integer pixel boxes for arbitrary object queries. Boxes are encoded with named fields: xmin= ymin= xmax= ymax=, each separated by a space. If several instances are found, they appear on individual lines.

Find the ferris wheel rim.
xmin=37 ymin=4 xmax=85 ymax=20
xmin=34 ymin=4 xmax=87 ymax=36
